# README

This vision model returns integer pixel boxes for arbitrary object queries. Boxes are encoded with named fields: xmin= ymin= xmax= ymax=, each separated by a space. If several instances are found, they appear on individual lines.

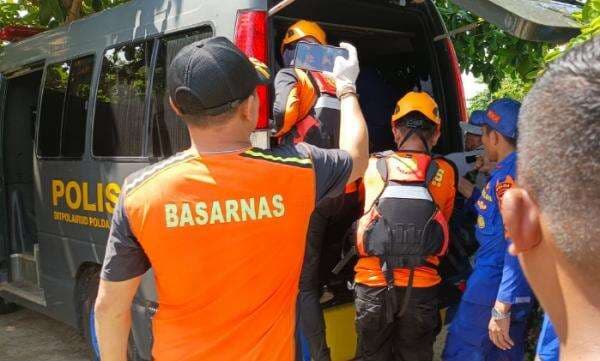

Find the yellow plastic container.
xmin=323 ymin=303 xmax=448 ymax=360
xmin=324 ymin=303 xmax=357 ymax=361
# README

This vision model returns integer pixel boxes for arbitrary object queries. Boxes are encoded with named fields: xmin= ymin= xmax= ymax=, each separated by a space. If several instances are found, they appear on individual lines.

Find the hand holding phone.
xmin=329 ymin=42 xmax=359 ymax=98
xmin=293 ymin=41 xmax=349 ymax=73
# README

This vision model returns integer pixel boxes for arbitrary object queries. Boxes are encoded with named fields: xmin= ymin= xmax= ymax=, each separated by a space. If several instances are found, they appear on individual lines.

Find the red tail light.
xmin=235 ymin=10 xmax=270 ymax=129
xmin=445 ymin=38 xmax=468 ymax=123
xmin=0 ymin=26 xmax=43 ymax=42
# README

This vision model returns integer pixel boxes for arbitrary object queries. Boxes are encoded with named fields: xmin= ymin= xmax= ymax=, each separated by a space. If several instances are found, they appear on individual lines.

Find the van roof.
xmin=0 ymin=0 xmax=264 ymax=74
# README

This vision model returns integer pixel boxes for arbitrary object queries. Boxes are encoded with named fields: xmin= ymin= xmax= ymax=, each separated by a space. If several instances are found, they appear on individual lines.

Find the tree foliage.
xmin=468 ymin=76 xmax=528 ymax=113
xmin=544 ymin=0 xmax=600 ymax=64
xmin=0 ymin=0 xmax=129 ymax=28
xmin=437 ymin=0 xmax=599 ymax=105
xmin=434 ymin=0 xmax=548 ymax=93
xmin=0 ymin=1 xmax=41 ymax=27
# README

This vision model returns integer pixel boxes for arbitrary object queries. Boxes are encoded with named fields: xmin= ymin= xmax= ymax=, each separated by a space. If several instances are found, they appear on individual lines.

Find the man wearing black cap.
xmin=93 ymin=37 xmax=368 ymax=361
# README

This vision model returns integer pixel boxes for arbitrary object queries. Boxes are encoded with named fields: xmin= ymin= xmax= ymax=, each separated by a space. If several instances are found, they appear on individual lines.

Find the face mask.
xmin=282 ymin=46 xmax=296 ymax=67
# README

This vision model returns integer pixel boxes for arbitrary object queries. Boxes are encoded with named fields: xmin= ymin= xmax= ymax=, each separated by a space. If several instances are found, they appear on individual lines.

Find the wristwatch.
xmin=491 ymin=308 xmax=511 ymax=320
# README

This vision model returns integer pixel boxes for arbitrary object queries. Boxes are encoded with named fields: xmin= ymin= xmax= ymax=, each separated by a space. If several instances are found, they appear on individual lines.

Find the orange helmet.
xmin=391 ymin=91 xmax=441 ymax=129
xmin=281 ymin=20 xmax=326 ymax=54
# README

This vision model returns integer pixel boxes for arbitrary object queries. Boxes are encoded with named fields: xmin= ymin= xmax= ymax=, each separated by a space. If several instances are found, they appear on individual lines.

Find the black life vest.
xmin=356 ymin=151 xmax=450 ymax=322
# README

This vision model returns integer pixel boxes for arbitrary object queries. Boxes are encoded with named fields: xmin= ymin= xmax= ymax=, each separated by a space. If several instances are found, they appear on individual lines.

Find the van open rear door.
xmin=0 ymin=74 xmax=7 ymax=271
xmin=451 ymin=0 xmax=582 ymax=43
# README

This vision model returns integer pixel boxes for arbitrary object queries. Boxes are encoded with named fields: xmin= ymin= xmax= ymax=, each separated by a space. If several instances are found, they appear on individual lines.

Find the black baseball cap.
xmin=168 ymin=37 xmax=271 ymax=116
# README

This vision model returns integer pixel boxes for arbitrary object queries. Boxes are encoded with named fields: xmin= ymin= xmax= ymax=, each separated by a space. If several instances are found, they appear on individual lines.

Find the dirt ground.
xmin=0 ymin=308 xmax=89 ymax=361
xmin=0 ymin=307 xmax=447 ymax=361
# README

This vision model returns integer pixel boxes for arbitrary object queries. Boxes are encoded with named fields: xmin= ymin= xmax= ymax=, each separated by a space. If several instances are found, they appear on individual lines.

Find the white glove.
xmin=328 ymin=42 xmax=359 ymax=98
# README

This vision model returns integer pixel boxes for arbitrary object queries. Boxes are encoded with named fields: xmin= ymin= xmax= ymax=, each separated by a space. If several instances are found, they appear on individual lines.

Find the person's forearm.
xmin=339 ymin=94 xmax=369 ymax=183
xmin=95 ymin=302 xmax=132 ymax=361
xmin=494 ymin=299 xmax=512 ymax=313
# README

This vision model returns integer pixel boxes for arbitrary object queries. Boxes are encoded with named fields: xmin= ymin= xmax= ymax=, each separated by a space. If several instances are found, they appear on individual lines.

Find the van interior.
xmin=0 ymin=68 xmax=44 ymax=302
xmin=271 ymin=0 xmax=464 ymax=307
xmin=272 ymin=0 xmax=463 ymax=155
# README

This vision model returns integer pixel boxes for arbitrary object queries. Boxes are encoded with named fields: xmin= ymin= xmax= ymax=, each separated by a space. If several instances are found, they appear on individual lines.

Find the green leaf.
xmin=434 ymin=0 xmax=548 ymax=94
xmin=582 ymin=0 xmax=600 ymax=21
xmin=91 ymin=0 xmax=103 ymax=12
xmin=39 ymin=0 xmax=53 ymax=25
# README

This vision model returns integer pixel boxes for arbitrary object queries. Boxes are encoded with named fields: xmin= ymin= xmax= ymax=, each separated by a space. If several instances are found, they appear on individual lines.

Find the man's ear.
xmin=501 ymin=187 xmax=543 ymax=255
xmin=239 ymin=92 xmax=253 ymax=122
xmin=490 ymin=129 xmax=500 ymax=147
xmin=431 ymin=128 xmax=442 ymax=147
xmin=169 ymin=97 xmax=183 ymax=116
xmin=391 ymin=126 xmax=401 ymax=143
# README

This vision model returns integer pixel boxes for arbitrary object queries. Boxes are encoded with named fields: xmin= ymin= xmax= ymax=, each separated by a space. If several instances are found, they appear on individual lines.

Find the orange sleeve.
xmin=272 ymin=68 xmax=316 ymax=138
xmin=272 ymin=69 xmax=301 ymax=137
xmin=428 ymin=158 xmax=457 ymax=221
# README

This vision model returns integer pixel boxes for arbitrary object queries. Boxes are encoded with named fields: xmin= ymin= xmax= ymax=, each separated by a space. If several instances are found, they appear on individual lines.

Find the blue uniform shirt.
xmin=537 ymin=314 xmax=560 ymax=361
xmin=463 ymin=152 xmax=533 ymax=306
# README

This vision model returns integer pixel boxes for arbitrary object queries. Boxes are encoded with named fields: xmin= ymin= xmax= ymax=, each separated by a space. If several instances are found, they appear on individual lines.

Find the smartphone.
xmin=293 ymin=41 xmax=349 ymax=73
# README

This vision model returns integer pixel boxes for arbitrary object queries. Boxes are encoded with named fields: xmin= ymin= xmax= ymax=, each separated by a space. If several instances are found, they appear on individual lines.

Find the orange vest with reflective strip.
xmin=354 ymin=151 xmax=456 ymax=288
xmin=123 ymin=148 xmax=315 ymax=361
xmin=276 ymin=69 xmax=340 ymax=148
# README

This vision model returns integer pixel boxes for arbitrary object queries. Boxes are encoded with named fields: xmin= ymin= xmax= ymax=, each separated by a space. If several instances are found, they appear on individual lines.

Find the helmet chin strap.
xmin=282 ymin=46 xmax=296 ymax=67
xmin=397 ymin=127 xmax=431 ymax=154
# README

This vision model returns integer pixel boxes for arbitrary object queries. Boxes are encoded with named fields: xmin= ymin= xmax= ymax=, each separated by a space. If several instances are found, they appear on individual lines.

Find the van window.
xmin=62 ymin=56 xmax=95 ymax=157
xmin=149 ymin=28 xmax=212 ymax=157
xmin=37 ymin=55 xmax=94 ymax=158
xmin=93 ymin=41 xmax=153 ymax=157
xmin=38 ymin=62 xmax=68 ymax=157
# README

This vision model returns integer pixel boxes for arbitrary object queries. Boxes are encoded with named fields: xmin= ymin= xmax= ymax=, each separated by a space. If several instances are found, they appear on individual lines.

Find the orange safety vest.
xmin=354 ymin=151 xmax=457 ymax=288
xmin=278 ymin=69 xmax=360 ymax=194
xmin=122 ymin=148 xmax=316 ymax=361
xmin=276 ymin=69 xmax=340 ymax=149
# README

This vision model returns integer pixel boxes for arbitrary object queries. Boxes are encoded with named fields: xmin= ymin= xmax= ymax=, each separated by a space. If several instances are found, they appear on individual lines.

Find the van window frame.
xmin=90 ymin=38 xmax=155 ymax=162
xmin=4 ymin=61 xmax=45 ymax=80
xmin=90 ymin=23 xmax=214 ymax=163
xmin=145 ymin=24 xmax=214 ymax=160
xmin=35 ymin=52 xmax=96 ymax=161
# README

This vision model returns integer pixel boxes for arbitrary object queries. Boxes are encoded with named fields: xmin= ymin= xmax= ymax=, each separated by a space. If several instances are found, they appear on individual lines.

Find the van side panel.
xmin=0 ymin=0 xmax=268 ymax=328
xmin=0 ymin=75 xmax=8 ymax=267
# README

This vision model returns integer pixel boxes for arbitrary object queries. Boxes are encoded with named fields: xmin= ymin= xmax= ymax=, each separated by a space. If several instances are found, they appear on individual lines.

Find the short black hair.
xmin=178 ymin=104 xmax=239 ymax=128
xmin=519 ymin=36 xmax=600 ymax=285
xmin=175 ymin=92 xmax=255 ymax=128
xmin=395 ymin=111 xmax=436 ymax=141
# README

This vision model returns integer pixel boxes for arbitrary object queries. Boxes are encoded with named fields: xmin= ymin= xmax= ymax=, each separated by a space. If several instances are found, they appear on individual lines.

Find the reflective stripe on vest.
xmin=314 ymin=96 xmax=340 ymax=110
xmin=380 ymin=184 xmax=433 ymax=201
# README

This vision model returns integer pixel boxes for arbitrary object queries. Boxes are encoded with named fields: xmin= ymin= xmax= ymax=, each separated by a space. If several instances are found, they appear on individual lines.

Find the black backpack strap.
xmin=376 ymin=157 xmax=389 ymax=184
xmin=331 ymin=223 xmax=359 ymax=275
xmin=425 ymin=157 xmax=440 ymax=185
xmin=331 ymin=246 xmax=356 ymax=275
xmin=371 ymin=155 xmax=390 ymax=209
xmin=396 ymin=267 xmax=415 ymax=318
xmin=382 ymin=258 xmax=398 ymax=324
